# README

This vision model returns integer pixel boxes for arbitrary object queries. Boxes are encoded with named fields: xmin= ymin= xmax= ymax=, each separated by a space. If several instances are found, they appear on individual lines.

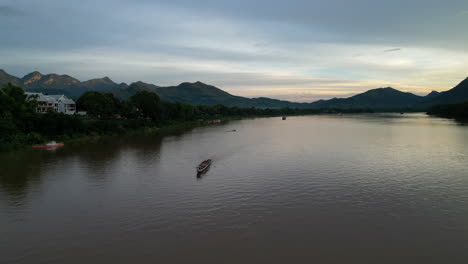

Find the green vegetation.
xmin=6 ymin=78 xmax=465 ymax=152
xmin=427 ymin=101 xmax=468 ymax=121
xmin=0 ymin=83 xmax=373 ymax=152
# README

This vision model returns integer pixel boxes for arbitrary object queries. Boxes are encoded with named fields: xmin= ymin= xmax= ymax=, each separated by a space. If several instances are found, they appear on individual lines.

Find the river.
xmin=1 ymin=113 xmax=468 ymax=263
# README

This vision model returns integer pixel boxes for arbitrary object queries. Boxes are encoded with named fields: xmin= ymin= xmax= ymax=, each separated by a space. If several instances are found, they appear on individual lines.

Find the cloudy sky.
xmin=1 ymin=0 xmax=467 ymax=101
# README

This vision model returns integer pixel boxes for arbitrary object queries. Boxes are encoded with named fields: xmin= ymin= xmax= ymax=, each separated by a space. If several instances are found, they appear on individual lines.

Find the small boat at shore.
xmin=197 ymin=159 xmax=212 ymax=175
xmin=282 ymin=116 xmax=287 ymax=120
xmin=32 ymin=141 xmax=64 ymax=149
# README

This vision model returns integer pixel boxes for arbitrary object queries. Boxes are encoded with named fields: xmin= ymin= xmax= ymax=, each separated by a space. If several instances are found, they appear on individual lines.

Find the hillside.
xmin=110 ymin=82 xmax=155 ymax=100
xmin=82 ymin=77 xmax=125 ymax=91
xmin=0 ymin=70 xmax=124 ymax=97
xmin=111 ymin=81 xmax=311 ymax=108
xmin=0 ymin=69 xmax=21 ymax=86
xmin=309 ymin=87 xmax=423 ymax=109
xmin=22 ymin=71 xmax=81 ymax=90
xmin=427 ymin=100 xmax=468 ymax=121
xmin=424 ymin=90 xmax=440 ymax=100
xmin=1 ymin=69 xmax=468 ymax=110
xmin=419 ymin=78 xmax=468 ymax=106
xmin=153 ymin=82 xmax=313 ymax=108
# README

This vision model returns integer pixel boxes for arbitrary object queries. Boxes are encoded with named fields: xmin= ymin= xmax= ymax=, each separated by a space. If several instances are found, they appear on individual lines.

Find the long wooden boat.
xmin=197 ymin=159 xmax=212 ymax=174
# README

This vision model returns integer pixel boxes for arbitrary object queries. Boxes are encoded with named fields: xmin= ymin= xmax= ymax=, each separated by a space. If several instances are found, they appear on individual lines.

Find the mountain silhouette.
xmin=1 ymin=69 xmax=467 ymax=110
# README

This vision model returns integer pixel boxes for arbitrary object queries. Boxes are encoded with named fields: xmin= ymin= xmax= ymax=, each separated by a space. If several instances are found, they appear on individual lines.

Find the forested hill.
xmin=112 ymin=81 xmax=312 ymax=108
xmin=1 ymin=69 xmax=467 ymax=110
xmin=0 ymin=69 xmax=128 ymax=97
xmin=309 ymin=87 xmax=424 ymax=109
xmin=415 ymin=77 xmax=468 ymax=108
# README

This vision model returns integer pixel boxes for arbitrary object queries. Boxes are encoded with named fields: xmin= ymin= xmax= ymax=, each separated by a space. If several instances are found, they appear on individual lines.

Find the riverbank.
xmin=1 ymin=83 xmax=328 ymax=153
xmin=1 ymin=111 xmax=429 ymax=153
xmin=427 ymin=101 xmax=468 ymax=123
xmin=0 ymin=114 xmax=284 ymax=153
xmin=0 ymin=118 xmax=211 ymax=153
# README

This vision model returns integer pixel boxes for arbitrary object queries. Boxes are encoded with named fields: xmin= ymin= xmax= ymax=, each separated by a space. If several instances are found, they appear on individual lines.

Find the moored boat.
xmin=197 ymin=159 xmax=212 ymax=174
xmin=32 ymin=141 xmax=64 ymax=149
xmin=282 ymin=116 xmax=287 ymax=120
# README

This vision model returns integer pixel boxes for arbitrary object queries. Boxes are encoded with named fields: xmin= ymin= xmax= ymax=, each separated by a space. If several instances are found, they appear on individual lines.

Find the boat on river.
xmin=197 ymin=159 xmax=212 ymax=175
xmin=32 ymin=141 xmax=64 ymax=149
xmin=282 ymin=116 xmax=287 ymax=120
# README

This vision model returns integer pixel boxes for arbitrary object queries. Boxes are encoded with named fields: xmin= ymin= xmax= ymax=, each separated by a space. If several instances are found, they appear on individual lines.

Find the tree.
xmin=77 ymin=91 xmax=118 ymax=118
xmin=0 ymin=83 xmax=37 ymax=130
xmin=130 ymin=91 xmax=161 ymax=121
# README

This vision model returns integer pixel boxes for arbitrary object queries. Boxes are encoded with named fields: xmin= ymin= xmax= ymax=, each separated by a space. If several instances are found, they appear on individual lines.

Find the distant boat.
xmin=32 ymin=141 xmax=64 ymax=149
xmin=282 ymin=116 xmax=287 ymax=120
xmin=197 ymin=159 xmax=212 ymax=175
xmin=226 ymin=129 xmax=236 ymax=132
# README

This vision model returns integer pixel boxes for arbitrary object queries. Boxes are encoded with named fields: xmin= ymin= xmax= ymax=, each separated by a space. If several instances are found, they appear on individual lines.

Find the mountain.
xmin=1 ymin=69 xmax=468 ymax=110
xmin=155 ymin=81 xmax=236 ymax=105
xmin=82 ymin=77 xmax=121 ymax=91
xmin=110 ymin=81 xmax=311 ymax=108
xmin=0 ymin=69 xmax=21 ymax=86
xmin=0 ymin=70 xmax=322 ymax=108
xmin=250 ymin=97 xmax=311 ymax=109
xmin=110 ymin=81 xmax=155 ymax=100
xmin=22 ymin=71 xmax=80 ymax=90
xmin=0 ymin=69 xmax=124 ymax=97
xmin=149 ymin=81 xmax=313 ymax=108
xmin=419 ymin=78 xmax=468 ymax=107
xmin=309 ymin=87 xmax=423 ymax=109
xmin=154 ymin=81 xmax=253 ymax=106
xmin=424 ymin=90 xmax=440 ymax=99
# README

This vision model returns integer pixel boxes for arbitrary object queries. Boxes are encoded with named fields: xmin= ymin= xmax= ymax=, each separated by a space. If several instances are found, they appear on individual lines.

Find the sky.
xmin=1 ymin=0 xmax=468 ymax=102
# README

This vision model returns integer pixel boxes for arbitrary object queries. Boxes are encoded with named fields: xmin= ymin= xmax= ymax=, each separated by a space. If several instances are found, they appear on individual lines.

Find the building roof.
xmin=49 ymin=95 xmax=75 ymax=104
xmin=25 ymin=92 xmax=56 ymax=103
xmin=25 ymin=92 xmax=75 ymax=104
xmin=48 ymin=95 xmax=64 ymax=100
xmin=61 ymin=99 xmax=75 ymax=104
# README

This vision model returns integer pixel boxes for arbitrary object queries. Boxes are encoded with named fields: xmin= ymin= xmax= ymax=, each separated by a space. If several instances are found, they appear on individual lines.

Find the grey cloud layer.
xmin=1 ymin=0 xmax=467 ymax=101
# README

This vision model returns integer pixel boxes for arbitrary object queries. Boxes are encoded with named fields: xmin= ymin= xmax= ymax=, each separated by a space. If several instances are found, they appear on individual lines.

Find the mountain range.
xmin=1 ymin=69 xmax=467 ymax=110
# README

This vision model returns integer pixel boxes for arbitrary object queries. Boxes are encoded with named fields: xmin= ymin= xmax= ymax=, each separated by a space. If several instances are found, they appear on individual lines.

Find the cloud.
xmin=2 ymin=42 xmax=467 ymax=102
xmin=458 ymin=10 xmax=468 ymax=16
xmin=0 ymin=6 xmax=22 ymax=16
xmin=1 ymin=0 xmax=468 ymax=101
xmin=384 ymin=48 xmax=402 ymax=53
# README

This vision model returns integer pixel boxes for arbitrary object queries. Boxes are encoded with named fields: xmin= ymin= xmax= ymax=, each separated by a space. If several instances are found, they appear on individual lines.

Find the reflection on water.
xmin=0 ymin=125 xmax=194 ymax=200
xmin=1 ymin=113 xmax=468 ymax=264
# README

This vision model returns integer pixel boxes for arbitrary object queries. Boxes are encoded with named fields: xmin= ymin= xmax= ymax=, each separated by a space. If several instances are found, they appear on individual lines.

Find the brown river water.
xmin=1 ymin=113 xmax=468 ymax=263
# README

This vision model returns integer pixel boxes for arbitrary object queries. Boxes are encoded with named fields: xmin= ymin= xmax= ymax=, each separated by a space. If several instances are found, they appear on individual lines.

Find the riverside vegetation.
xmin=0 ymin=83 xmax=372 ymax=152
xmin=2 ymin=80 xmax=467 ymax=152
xmin=427 ymin=101 xmax=468 ymax=121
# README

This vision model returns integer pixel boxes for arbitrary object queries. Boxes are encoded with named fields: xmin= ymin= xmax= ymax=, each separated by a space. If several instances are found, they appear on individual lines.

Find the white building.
xmin=26 ymin=92 xmax=76 ymax=115
xmin=49 ymin=95 xmax=77 ymax=115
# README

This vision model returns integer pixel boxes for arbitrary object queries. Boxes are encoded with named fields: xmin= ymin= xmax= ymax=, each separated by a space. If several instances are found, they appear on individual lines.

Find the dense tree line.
xmin=427 ymin=101 xmax=468 ymax=121
xmin=76 ymin=90 xmax=374 ymax=121
xmin=0 ymin=83 xmax=374 ymax=151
